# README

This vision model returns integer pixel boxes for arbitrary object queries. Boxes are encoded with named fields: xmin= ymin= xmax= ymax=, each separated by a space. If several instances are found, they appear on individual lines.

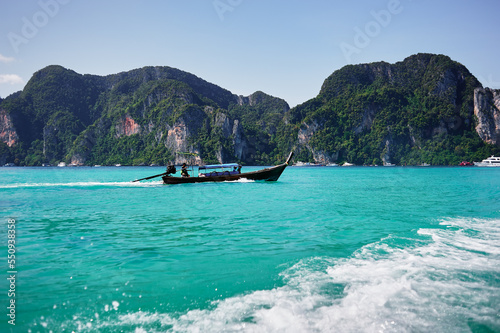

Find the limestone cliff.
xmin=474 ymin=88 xmax=500 ymax=146
xmin=0 ymin=109 xmax=18 ymax=147
xmin=115 ymin=116 xmax=141 ymax=138
xmin=290 ymin=53 xmax=493 ymax=165
xmin=0 ymin=64 xmax=288 ymax=165
xmin=1 ymin=54 xmax=498 ymax=166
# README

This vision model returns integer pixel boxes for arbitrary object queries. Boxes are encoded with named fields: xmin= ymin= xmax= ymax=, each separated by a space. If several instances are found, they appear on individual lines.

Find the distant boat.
xmin=342 ymin=162 xmax=354 ymax=167
xmin=4 ymin=163 xmax=15 ymax=167
xmin=326 ymin=163 xmax=339 ymax=167
xmin=459 ymin=161 xmax=473 ymax=166
xmin=384 ymin=162 xmax=396 ymax=167
xmin=57 ymin=162 xmax=66 ymax=167
xmin=115 ymin=164 xmax=122 ymax=167
xmin=420 ymin=163 xmax=431 ymax=167
xmin=94 ymin=165 xmax=101 ymax=167
xmin=474 ymin=156 xmax=500 ymax=167
xmin=294 ymin=161 xmax=323 ymax=167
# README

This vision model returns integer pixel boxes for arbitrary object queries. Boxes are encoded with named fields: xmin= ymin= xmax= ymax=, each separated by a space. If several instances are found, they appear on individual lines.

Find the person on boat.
xmin=166 ymin=164 xmax=176 ymax=175
xmin=237 ymin=165 xmax=242 ymax=173
xmin=181 ymin=163 xmax=190 ymax=177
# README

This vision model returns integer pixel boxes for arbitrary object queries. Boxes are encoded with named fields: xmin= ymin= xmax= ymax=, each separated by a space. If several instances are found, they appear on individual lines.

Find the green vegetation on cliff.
xmin=0 ymin=64 xmax=290 ymax=166
xmin=0 ymin=54 xmax=498 ymax=166
xmin=286 ymin=54 xmax=499 ymax=165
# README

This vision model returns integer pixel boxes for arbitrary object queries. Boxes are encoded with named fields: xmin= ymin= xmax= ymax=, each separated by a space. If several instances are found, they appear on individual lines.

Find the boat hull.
xmin=162 ymin=163 xmax=288 ymax=184
xmin=474 ymin=162 xmax=500 ymax=167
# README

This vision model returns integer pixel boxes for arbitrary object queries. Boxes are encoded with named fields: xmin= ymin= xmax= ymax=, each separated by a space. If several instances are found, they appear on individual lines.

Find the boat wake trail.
xmin=42 ymin=217 xmax=500 ymax=332
xmin=0 ymin=181 xmax=163 ymax=188
xmin=225 ymin=178 xmax=255 ymax=183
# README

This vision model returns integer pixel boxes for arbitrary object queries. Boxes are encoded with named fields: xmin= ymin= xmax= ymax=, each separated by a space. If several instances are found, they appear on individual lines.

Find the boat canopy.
xmin=199 ymin=163 xmax=239 ymax=170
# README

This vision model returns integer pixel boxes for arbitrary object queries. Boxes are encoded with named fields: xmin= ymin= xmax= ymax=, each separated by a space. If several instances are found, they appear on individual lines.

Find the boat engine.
xmin=166 ymin=165 xmax=177 ymax=175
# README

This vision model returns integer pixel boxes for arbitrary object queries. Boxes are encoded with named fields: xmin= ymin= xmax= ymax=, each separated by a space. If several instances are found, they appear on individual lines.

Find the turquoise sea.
xmin=1 ymin=166 xmax=499 ymax=332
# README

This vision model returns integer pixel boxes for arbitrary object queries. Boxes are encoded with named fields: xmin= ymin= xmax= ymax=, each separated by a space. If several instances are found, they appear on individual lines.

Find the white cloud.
xmin=0 ymin=54 xmax=15 ymax=63
xmin=0 ymin=74 xmax=24 ymax=85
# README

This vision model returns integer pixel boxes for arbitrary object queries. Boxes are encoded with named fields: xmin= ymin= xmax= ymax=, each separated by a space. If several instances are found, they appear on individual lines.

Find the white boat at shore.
xmin=57 ymin=162 xmax=66 ymax=167
xmin=342 ymin=162 xmax=354 ymax=167
xmin=294 ymin=161 xmax=323 ymax=167
xmin=474 ymin=156 xmax=500 ymax=167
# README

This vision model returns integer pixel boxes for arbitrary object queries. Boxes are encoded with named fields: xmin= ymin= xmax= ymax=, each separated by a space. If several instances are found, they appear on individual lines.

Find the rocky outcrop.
xmin=292 ymin=53 xmax=490 ymax=165
xmin=474 ymin=88 xmax=500 ymax=146
xmin=69 ymin=129 xmax=97 ymax=166
xmin=381 ymin=138 xmax=392 ymax=165
xmin=298 ymin=121 xmax=319 ymax=146
xmin=115 ymin=116 xmax=140 ymax=137
xmin=166 ymin=122 xmax=190 ymax=155
xmin=298 ymin=121 xmax=339 ymax=164
xmin=353 ymin=106 xmax=378 ymax=135
xmin=67 ymin=117 xmax=110 ymax=165
xmin=213 ymin=112 xmax=249 ymax=162
xmin=236 ymin=91 xmax=290 ymax=115
xmin=231 ymin=119 xmax=247 ymax=161
xmin=312 ymin=150 xmax=339 ymax=164
xmin=214 ymin=112 xmax=233 ymax=137
xmin=0 ymin=109 xmax=18 ymax=147
xmin=2 ymin=54 xmax=497 ymax=166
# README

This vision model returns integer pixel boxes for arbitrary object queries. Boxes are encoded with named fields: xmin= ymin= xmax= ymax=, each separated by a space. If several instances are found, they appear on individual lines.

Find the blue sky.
xmin=1 ymin=0 xmax=499 ymax=107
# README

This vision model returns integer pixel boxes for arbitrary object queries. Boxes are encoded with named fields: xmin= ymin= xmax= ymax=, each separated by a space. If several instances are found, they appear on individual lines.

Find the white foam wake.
xmin=0 ymin=181 xmax=163 ymax=188
xmin=225 ymin=178 xmax=255 ymax=183
xmin=43 ymin=217 xmax=500 ymax=332
xmin=153 ymin=218 xmax=500 ymax=332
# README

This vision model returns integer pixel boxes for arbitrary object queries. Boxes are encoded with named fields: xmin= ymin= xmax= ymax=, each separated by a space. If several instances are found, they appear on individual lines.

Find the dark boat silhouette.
xmin=162 ymin=152 xmax=294 ymax=184
xmin=131 ymin=152 xmax=293 ymax=184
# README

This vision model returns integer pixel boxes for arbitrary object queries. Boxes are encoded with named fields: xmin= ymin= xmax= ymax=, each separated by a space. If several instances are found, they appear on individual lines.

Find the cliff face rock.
xmin=298 ymin=121 xmax=319 ymax=146
xmin=312 ymin=150 xmax=339 ymax=164
xmin=0 ymin=109 xmax=18 ymax=147
xmin=214 ymin=112 xmax=233 ymax=137
xmin=288 ymin=53 xmax=491 ymax=165
xmin=353 ymin=106 xmax=378 ymax=135
xmin=0 ymin=64 xmax=289 ymax=165
xmin=231 ymin=119 xmax=247 ymax=161
xmin=1 ymin=54 xmax=498 ymax=166
xmin=237 ymin=91 xmax=290 ymax=113
xmin=68 ymin=117 xmax=109 ymax=166
xmin=166 ymin=122 xmax=193 ymax=160
xmin=474 ymin=88 xmax=500 ymax=146
xmin=115 ymin=116 xmax=141 ymax=137
xmin=213 ymin=112 xmax=249 ymax=161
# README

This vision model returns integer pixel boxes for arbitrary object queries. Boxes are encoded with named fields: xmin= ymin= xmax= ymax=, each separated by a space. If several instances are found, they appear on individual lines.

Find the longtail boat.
xmin=131 ymin=152 xmax=293 ymax=184
xmin=162 ymin=152 xmax=294 ymax=184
